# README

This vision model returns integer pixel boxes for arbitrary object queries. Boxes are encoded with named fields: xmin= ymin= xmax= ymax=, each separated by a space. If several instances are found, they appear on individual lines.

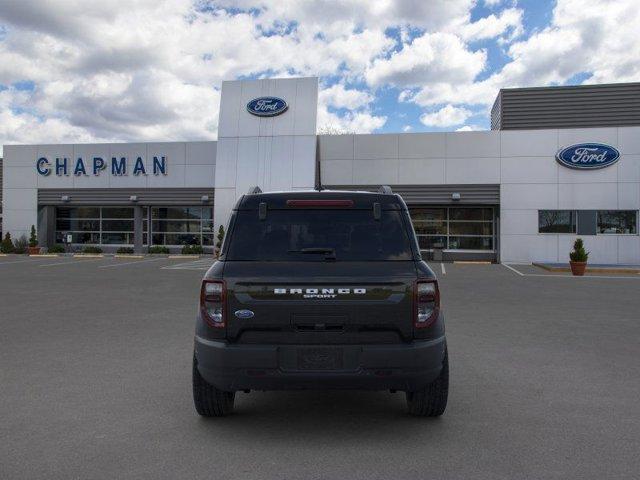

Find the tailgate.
xmin=223 ymin=261 xmax=416 ymax=344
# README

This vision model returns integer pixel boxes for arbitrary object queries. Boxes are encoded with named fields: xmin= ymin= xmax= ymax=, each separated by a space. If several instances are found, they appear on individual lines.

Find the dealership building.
xmin=1 ymin=78 xmax=639 ymax=264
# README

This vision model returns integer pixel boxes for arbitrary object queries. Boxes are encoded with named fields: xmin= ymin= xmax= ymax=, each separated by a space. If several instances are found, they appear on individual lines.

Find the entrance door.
xmin=409 ymin=206 xmax=497 ymax=261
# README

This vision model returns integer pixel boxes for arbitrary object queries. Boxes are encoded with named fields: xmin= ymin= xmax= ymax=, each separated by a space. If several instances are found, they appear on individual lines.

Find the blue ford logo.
xmin=234 ymin=309 xmax=255 ymax=319
xmin=246 ymin=97 xmax=288 ymax=117
xmin=556 ymin=143 xmax=620 ymax=170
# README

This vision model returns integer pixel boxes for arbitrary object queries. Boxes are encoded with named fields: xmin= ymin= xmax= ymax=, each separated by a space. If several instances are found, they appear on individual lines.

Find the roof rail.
xmin=378 ymin=185 xmax=393 ymax=194
xmin=248 ymin=186 xmax=262 ymax=194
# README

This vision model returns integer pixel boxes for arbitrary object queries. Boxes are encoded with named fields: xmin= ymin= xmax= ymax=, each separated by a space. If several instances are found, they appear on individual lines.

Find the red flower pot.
xmin=569 ymin=261 xmax=587 ymax=276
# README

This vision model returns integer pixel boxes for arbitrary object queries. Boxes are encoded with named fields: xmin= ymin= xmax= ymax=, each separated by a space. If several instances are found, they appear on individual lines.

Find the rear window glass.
xmin=226 ymin=210 xmax=414 ymax=261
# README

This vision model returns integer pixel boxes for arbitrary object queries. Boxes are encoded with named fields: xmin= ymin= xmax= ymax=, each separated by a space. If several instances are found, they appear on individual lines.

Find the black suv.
xmin=193 ymin=188 xmax=448 ymax=416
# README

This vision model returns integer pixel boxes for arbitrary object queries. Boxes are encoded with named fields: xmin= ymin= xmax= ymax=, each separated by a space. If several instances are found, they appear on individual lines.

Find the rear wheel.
xmin=406 ymin=347 xmax=449 ymax=417
xmin=192 ymin=355 xmax=235 ymax=417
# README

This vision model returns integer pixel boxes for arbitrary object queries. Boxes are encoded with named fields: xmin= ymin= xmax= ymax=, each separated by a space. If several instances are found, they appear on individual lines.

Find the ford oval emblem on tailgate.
xmin=234 ymin=309 xmax=255 ymax=319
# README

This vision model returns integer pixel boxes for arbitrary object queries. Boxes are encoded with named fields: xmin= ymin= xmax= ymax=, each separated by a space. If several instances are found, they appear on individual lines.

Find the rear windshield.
xmin=226 ymin=209 xmax=414 ymax=261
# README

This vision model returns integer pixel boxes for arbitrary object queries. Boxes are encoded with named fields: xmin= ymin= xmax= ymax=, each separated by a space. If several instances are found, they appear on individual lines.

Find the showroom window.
xmin=56 ymin=207 xmax=143 ymax=245
xmin=409 ymin=207 xmax=494 ymax=251
xmin=597 ymin=210 xmax=638 ymax=234
xmin=150 ymin=206 xmax=214 ymax=246
xmin=538 ymin=210 xmax=577 ymax=233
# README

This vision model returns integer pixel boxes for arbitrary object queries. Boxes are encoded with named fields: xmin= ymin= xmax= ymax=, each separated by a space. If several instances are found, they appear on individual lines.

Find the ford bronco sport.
xmin=193 ymin=187 xmax=448 ymax=416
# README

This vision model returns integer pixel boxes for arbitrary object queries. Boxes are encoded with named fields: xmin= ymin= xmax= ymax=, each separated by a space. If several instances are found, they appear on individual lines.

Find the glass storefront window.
xmin=597 ymin=211 xmax=638 ymax=234
xmin=409 ymin=206 xmax=495 ymax=251
xmin=55 ymin=206 xmax=141 ymax=245
xmin=538 ymin=210 xmax=576 ymax=233
xmin=150 ymin=206 xmax=214 ymax=246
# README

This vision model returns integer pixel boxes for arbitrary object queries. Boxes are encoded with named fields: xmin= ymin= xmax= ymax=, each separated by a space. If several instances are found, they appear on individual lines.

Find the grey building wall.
xmin=2 ymin=141 xmax=217 ymax=241
xmin=492 ymin=82 xmax=640 ymax=130
xmin=319 ymin=128 xmax=640 ymax=265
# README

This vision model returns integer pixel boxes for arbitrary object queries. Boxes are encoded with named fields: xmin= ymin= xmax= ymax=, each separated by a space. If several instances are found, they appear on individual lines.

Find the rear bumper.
xmin=194 ymin=335 xmax=446 ymax=392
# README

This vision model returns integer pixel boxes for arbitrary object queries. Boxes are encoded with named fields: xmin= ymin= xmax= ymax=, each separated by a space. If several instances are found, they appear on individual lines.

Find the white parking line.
xmin=161 ymin=258 xmax=215 ymax=271
xmin=502 ymin=263 xmax=640 ymax=280
xmin=502 ymin=263 xmax=525 ymax=276
xmin=440 ymin=262 xmax=446 ymax=275
xmin=98 ymin=257 xmax=166 ymax=269
xmin=0 ymin=258 xmax=53 ymax=266
xmin=39 ymin=258 xmax=105 ymax=267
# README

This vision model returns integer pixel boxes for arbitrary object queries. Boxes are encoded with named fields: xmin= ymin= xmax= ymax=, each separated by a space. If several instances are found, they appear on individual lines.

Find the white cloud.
xmin=319 ymin=84 xmax=373 ymax=110
xmin=317 ymin=106 xmax=386 ymax=134
xmin=420 ymin=105 xmax=472 ymax=127
xmin=402 ymin=125 xmax=412 ymax=132
xmin=366 ymin=32 xmax=486 ymax=88
xmin=0 ymin=0 xmax=639 ymax=150
xmin=405 ymin=0 xmax=640 ymax=110
xmin=458 ymin=7 xmax=523 ymax=42
xmin=456 ymin=124 xmax=484 ymax=131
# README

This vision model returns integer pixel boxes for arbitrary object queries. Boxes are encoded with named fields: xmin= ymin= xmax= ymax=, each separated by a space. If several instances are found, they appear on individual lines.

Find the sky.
xmin=0 ymin=0 xmax=639 ymax=154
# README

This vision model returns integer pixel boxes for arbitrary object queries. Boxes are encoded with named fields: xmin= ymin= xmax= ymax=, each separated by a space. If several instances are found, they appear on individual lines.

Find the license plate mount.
xmin=296 ymin=347 xmax=344 ymax=370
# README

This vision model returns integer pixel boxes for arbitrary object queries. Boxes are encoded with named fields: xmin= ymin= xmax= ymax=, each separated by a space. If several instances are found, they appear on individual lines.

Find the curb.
xmin=29 ymin=254 xmax=59 ymax=258
xmin=73 ymin=254 xmax=105 ymax=258
xmin=533 ymin=262 xmax=640 ymax=275
xmin=168 ymin=255 xmax=200 ymax=259
xmin=453 ymin=261 xmax=492 ymax=265
xmin=114 ymin=254 xmax=145 ymax=259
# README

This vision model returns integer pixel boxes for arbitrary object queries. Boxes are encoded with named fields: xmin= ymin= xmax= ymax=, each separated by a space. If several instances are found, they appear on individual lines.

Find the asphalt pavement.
xmin=1 ymin=256 xmax=639 ymax=479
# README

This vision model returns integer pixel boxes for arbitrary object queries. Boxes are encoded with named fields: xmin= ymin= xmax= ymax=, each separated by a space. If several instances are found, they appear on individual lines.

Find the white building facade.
xmin=2 ymin=77 xmax=639 ymax=264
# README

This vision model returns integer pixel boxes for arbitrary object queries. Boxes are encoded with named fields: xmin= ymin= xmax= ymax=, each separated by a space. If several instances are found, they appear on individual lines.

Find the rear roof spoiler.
xmin=378 ymin=185 xmax=393 ymax=194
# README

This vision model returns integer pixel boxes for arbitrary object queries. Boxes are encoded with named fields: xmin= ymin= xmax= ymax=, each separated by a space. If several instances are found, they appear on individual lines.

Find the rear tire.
xmin=406 ymin=347 xmax=449 ymax=417
xmin=192 ymin=355 xmax=235 ymax=417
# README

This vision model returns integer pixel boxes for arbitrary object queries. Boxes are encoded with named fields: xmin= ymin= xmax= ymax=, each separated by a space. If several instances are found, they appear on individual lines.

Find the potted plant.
xmin=28 ymin=225 xmax=41 ymax=255
xmin=1 ymin=232 xmax=14 ymax=254
xmin=13 ymin=235 xmax=29 ymax=254
xmin=569 ymin=238 xmax=589 ymax=276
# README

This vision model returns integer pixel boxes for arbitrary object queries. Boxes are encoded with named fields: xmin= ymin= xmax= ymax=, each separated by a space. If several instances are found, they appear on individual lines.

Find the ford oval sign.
xmin=234 ymin=309 xmax=255 ymax=319
xmin=247 ymin=97 xmax=288 ymax=117
xmin=556 ymin=143 xmax=620 ymax=170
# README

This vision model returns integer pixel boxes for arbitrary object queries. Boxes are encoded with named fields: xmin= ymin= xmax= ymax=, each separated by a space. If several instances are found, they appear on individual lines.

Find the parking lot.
xmin=1 ymin=256 xmax=639 ymax=479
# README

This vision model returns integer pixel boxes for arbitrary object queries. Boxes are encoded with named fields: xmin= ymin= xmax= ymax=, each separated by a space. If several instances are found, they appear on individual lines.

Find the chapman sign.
xmin=246 ymin=97 xmax=288 ymax=117
xmin=556 ymin=143 xmax=620 ymax=170
xmin=36 ymin=156 xmax=167 ymax=177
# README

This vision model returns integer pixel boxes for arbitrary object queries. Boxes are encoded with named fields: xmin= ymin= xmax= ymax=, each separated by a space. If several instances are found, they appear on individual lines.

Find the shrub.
xmin=29 ymin=225 xmax=38 ymax=247
xmin=1 ymin=233 xmax=14 ymax=253
xmin=48 ymin=244 xmax=66 ymax=254
xmin=182 ymin=244 xmax=204 ymax=255
xmin=148 ymin=245 xmax=170 ymax=254
xmin=569 ymin=238 xmax=589 ymax=262
xmin=13 ymin=235 xmax=29 ymax=254
xmin=116 ymin=247 xmax=135 ymax=254
xmin=82 ymin=246 xmax=103 ymax=254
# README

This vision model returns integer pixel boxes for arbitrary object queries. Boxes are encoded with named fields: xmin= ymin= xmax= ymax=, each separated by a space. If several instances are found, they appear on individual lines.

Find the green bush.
xmin=148 ymin=245 xmax=170 ymax=254
xmin=1 ymin=233 xmax=14 ymax=253
xmin=29 ymin=225 xmax=38 ymax=248
xmin=82 ymin=246 xmax=103 ymax=254
xmin=569 ymin=238 xmax=589 ymax=262
xmin=13 ymin=235 xmax=29 ymax=254
xmin=48 ymin=244 xmax=66 ymax=254
xmin=116 ymin=247 xmax=135 ymax=254
xmin=182 ymin=244 xmax=204 ymax=255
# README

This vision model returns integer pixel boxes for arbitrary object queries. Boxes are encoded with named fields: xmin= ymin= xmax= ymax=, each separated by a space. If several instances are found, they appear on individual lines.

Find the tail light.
xmin=200 ymin=280 xmax=226 ymax=328
xmin=414 ymin=280 xmax=440 ymax=328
